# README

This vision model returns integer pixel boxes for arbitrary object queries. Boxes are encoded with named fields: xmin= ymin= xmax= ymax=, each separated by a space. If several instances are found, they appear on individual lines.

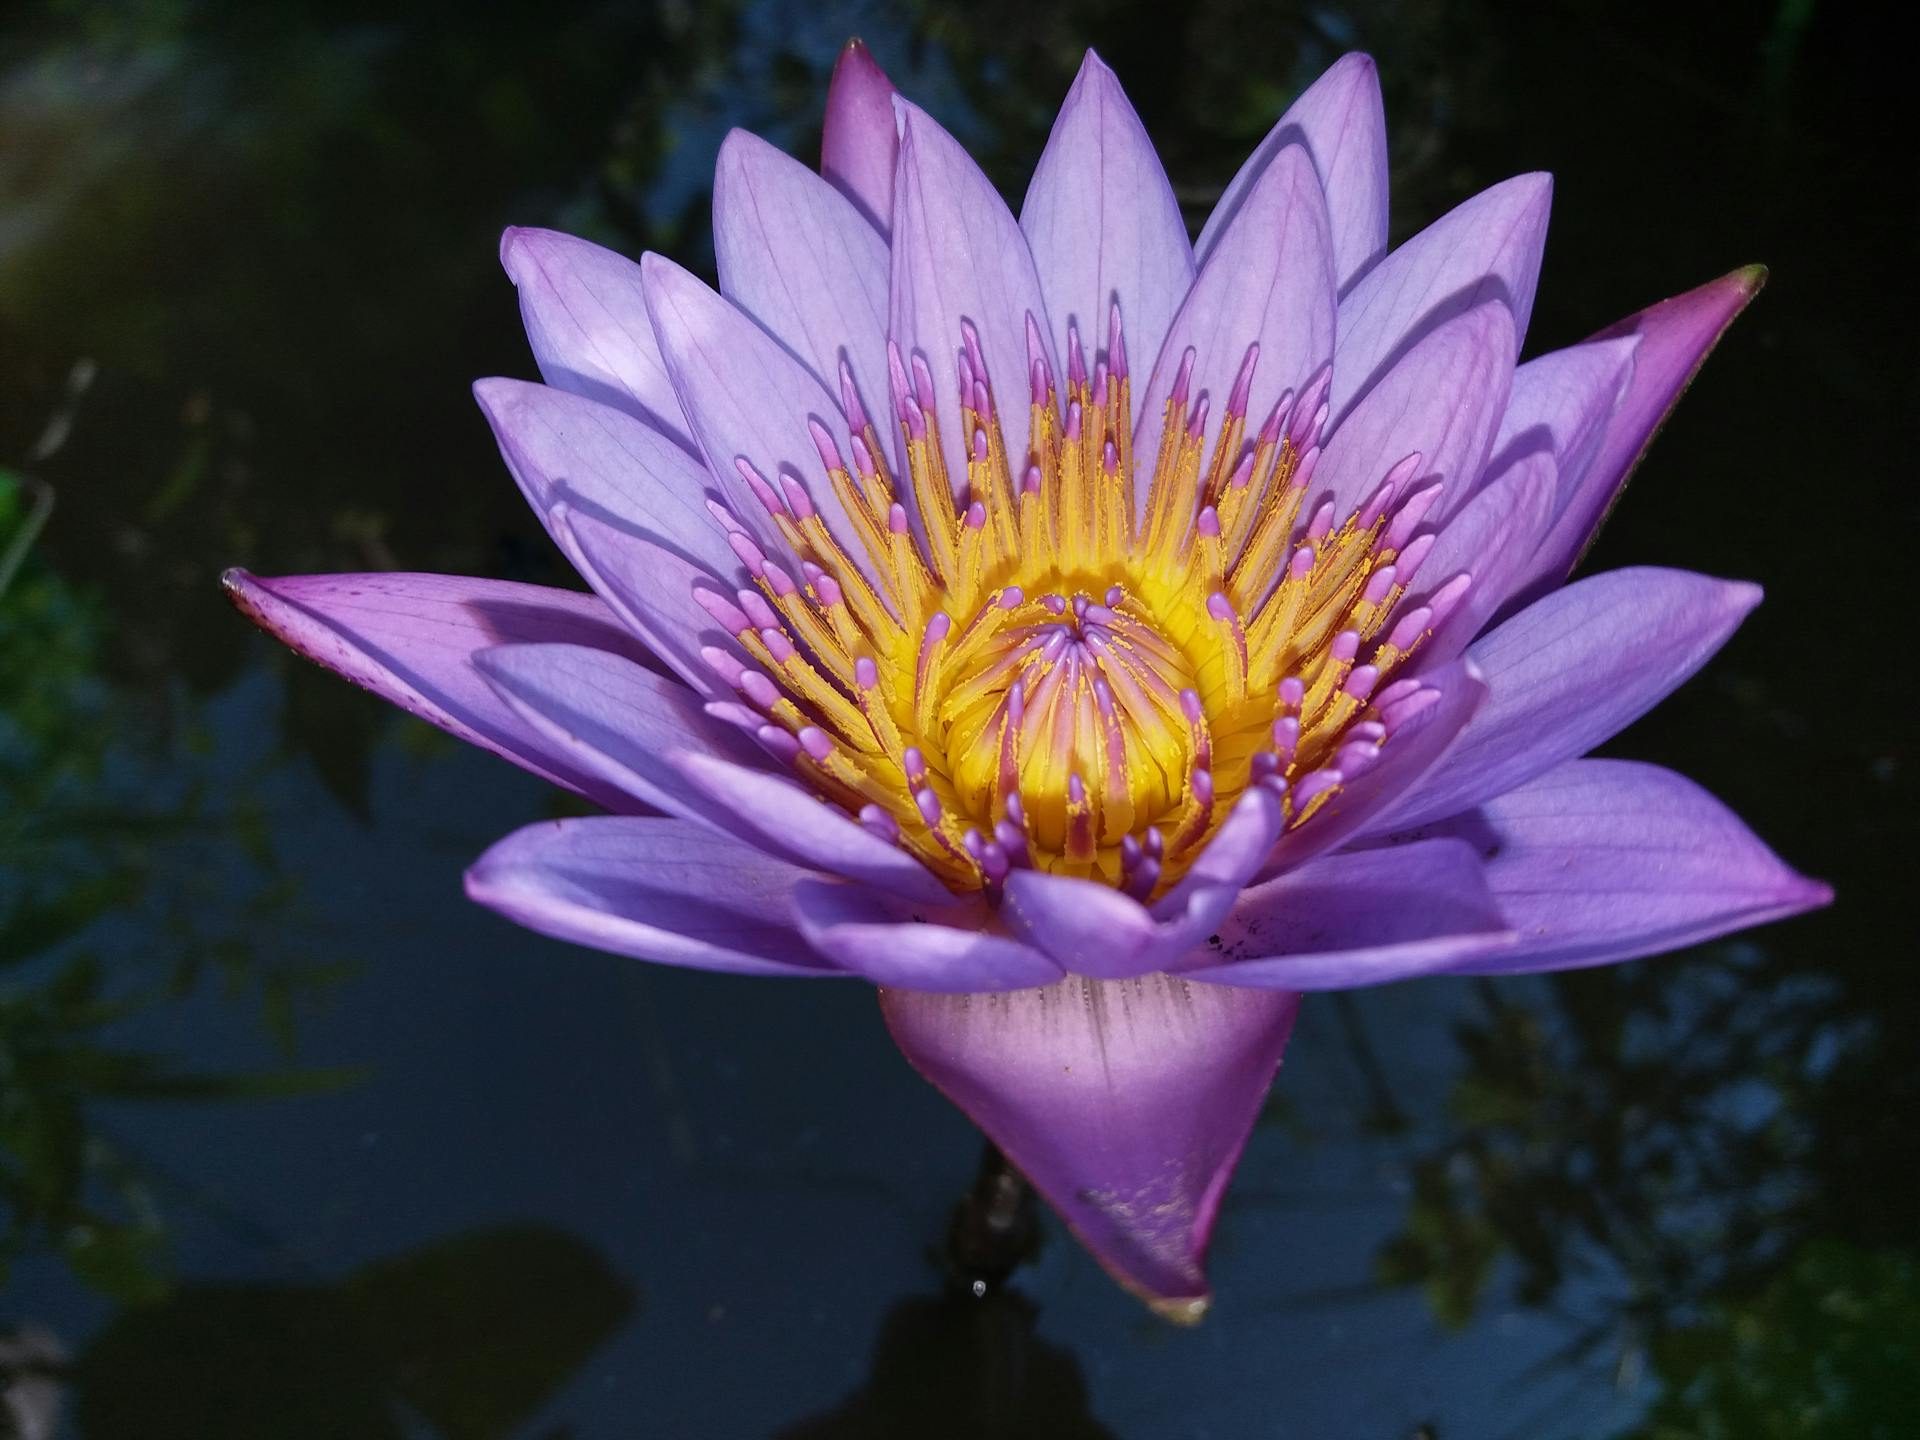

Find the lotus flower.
xmin=225 ymin=43 xmax=1829 ymax=1319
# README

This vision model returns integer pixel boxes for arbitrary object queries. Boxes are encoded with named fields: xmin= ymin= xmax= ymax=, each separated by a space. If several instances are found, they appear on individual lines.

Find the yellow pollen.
xmin=703 ymin=313 xmax=1454 ymax=899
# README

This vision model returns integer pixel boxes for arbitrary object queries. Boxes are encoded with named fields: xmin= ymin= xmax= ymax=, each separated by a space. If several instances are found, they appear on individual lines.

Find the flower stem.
xmin=947 ymin=1141 xmax=1038 ymax=1295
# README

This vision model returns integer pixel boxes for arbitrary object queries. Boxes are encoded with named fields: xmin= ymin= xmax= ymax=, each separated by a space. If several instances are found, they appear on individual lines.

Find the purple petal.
xmin=1194 ymin=52 xmax=1388 ymax=290
xmin=880 ymin=973 xmax=1301 ymax=1319
xmin=1020 ymin=51 xmax=1195 ymax=391
xmin=465 ymin=816 xmax=840 ymax=977
xmin=890 ymin=100 xmax=1059 ymax=507
xmin=1415 ymin=760 xmax=1830 ymax=973
xmin=820 ymin=39 xmax=899 ymax=235
xmin=1329 ymin=174 xmax=1550 ymax=425
xmin=640 ymin=254 xmax=883 ymax=594
xmin=1512 ymin=267 xmax=1767 ymax=603
xmin=1261 ymin=657 xmax=1487 ymax=876
xmin=1381 ymin=567 xmax=1762 ymax=831
xmin=1485 ymin=335 xmax=1638 ymax=495
xmin=1315 ymin=299 xmax=1515 ymax=526
xmin=1132 ymin=142 xmax=1336 ymax=528
xmin=1000 ymin=785 xmax=1288 ymax=978
xmin=474 ymin=642 xmax=770 ymax=823
xmin=1186 ymin=839 xmax=1515 ymax=988
xmin=473 ymin=377 xmax=738 ymax=579
xmin=671 ymin=750 xmax=951 ymax=905
xmin=713 ymin=128 xmax=892 ymax=409
xmin=223 ymin=569 xmax=655 ymax=811
xmin=792 ymin=881 xmax=1061 ymax=991
xmin=550 ymin=502 xmax=722 ymax=694
xmin=499 ymin=227 xmax=694 ymax=453
xmin=1409 ymin=449 xmax=1559 ymax=659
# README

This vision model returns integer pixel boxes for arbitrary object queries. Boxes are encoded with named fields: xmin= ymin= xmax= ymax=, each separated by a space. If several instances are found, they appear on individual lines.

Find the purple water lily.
xmin=226 ymin=43 xmax=1829 ymax=1319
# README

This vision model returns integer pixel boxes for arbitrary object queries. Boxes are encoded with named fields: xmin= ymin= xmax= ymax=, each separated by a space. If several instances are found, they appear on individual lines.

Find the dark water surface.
xmin=3 ymin=1 xmax=1913 ymax=1435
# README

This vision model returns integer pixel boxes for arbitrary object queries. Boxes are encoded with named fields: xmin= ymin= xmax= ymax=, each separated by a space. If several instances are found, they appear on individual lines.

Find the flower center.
xmin=694 ymin=308 xmax=1465 ymax=898
xmin=937 ymin=580 xmax=1199 ymax=875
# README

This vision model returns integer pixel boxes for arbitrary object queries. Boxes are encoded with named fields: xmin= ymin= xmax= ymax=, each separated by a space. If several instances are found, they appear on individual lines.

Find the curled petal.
xmin=466 ymin=816 xmax=840 ymax=977
xmin=223 ymin=569 xmax=653 ymax=811
xmin=880 ymin=973 xmax=1301 ymax=1319
xmin=1414 ymin=760 xmax=1830 ymax=973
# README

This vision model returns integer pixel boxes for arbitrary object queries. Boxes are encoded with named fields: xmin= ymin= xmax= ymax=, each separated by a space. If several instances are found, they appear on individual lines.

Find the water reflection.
xmin=1377 ymin=949 xmax=1914 ymax=1433
xmin=55 ymin=1224 xmax=632 ymax=1438
xmin=782 ymin=1287 xmax=1114 ymax=1440
xmin=3 ymin=469 xmax=358 ymax=1304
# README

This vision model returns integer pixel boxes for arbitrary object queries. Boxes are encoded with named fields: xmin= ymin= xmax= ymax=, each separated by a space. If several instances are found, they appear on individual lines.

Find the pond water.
xmin=3 ymin=1 xmax=1912 ymax=1435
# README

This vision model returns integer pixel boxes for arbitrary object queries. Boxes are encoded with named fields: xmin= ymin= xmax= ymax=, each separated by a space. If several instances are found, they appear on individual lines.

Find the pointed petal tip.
xmin=834 ymin=35 xmax=886 ymax=76
xmin=497 ymin=224 xmax=565 ymax=279
xmin=1147 ymin=1291 xmax=1211 ymax=1326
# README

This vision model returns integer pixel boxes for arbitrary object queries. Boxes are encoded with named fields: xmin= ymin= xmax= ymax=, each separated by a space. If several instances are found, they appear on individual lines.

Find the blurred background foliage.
xmin=2 ymin=0 xmax=1913 ymax=1433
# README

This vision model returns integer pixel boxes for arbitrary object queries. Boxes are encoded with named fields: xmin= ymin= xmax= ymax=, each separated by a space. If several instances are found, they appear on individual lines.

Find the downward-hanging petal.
xmin=223 ymin=570 xmax=655 ymax=812
xmin=890 ymin=99 xmax=1059 ymax=504
xmin=1194 ymin=52 xmax=1388 ymax=289
xmin=1020 ymin=50 xmax=1194 ymax=391
xmin=713 ymin=128 xmax=892 ymax=411
xmin=499 ymin=228 xmax=695 ymax=452
xmin=820 ymin=39 xmax=899 ymax=235
xmin=879 ymin=974 xmax=1301 ymax=1318
xmin=1187 ymin=839 xmax=1514 ymax=988
xmin=1511 ymin=266 xmax=1767 ymax=603
xmin=1329 ymin=174 xmax=1550 ymax=424
xmin=1416 ymin=760 xmax=1829 ymax=973
xmin=1383 ymin=567 xmax=1761 ymax=830
xmin=465 ymin=816 xmax=841 ymax=977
